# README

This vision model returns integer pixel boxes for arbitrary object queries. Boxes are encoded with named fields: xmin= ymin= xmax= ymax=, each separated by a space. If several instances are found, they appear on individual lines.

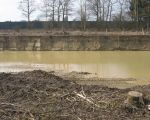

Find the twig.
xmin=0 ymin=102 xmax=21 ymax=107
xmin=73 ymin=91 xmax=100 ymax=108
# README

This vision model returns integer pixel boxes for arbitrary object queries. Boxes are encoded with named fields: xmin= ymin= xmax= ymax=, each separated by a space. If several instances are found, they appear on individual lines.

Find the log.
xmin=126 ymin=91 xmax=144 ymax=107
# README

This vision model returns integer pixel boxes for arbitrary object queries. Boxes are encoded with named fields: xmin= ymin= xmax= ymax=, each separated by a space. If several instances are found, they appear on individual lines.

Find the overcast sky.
xmin=0 ymin=0 xmax=42 ymax=22
xmin=0 ymin=0 xmax=79 ymax=22
xmin=0 ymin=0 xmax=120 ymax=22
xmin=0 ymin=0 xmax=20 ymax=21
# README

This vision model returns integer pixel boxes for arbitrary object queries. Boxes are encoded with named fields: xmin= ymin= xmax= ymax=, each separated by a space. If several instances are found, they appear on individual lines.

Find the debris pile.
xmin=0 ymin=70 xmax=150 ymax=120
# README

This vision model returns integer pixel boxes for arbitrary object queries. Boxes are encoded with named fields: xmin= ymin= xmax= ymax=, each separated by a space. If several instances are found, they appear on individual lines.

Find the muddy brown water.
xmin=0 ymin=51 xmax=150 ymax=88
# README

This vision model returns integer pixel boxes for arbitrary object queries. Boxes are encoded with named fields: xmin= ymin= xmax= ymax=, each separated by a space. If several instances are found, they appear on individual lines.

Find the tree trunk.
xmin=28 ymin=0 xmax=30 ymax=22
xmin=126 ymin=91 xmax=144 ymax=107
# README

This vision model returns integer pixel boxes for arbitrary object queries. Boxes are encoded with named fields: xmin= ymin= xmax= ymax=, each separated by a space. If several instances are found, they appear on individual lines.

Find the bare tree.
xmin=104 ymin=0 xmax=117 ymax=21
xmin=55 ymin=0 xmax=74 ymax=30
xmin=60 ymin=0 xmax=74 ymax=21
xmin=118 ymin=0 xmax=126 ymax=21
xmin=56 ymin=0 xmax=62 ymax=22
xmin=51 ymin=0 xmax=57 ymax=22
xmin=87 ymin=0 xmax=117 ymax=21
xmin=110 ymin=0 xmax=118 ymax=21
xmin=40 ymin=0 xmax=62 ymax=22
xmin=79 ymin=0 xmax=87 ymax=30
xmin=40 ymin=0 xmax=50 ymax=21
xmin=45 ymin=0 xmax=57 ymax=29
xmin=115 ymin=0 xmax=131 ymax=22
xmin=19 ymin=0 xmax=36 ymax=22
xmin=87 ymin=0 xmax=102 ymax=21
xmin=40 ymin=0 xmax=57 ymax=22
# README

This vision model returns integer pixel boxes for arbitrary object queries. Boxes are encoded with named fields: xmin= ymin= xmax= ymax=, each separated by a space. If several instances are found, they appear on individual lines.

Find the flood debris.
xmin=0 ymin=70 xmax=150 ymax=120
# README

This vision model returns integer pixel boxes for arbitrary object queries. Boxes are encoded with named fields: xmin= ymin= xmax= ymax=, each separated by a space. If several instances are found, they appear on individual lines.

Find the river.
xmin=0 ymin=51 xmax=150 ymax=88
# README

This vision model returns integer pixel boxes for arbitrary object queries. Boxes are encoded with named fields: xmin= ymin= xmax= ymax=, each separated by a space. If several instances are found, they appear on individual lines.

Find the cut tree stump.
xmin=126 ymin=91 xmax=145 ymax=107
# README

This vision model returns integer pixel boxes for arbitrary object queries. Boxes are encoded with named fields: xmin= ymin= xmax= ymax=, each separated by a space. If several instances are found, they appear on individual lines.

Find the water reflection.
xmin=0 ymin=51 xmax=150 ymax=79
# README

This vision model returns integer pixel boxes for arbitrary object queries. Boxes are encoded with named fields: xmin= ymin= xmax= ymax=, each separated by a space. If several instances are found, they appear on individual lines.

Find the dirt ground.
xmin=0 ymin=29 xmax=149 ymax=36
xmin=0 ymin=70 xmax=150 ymax=120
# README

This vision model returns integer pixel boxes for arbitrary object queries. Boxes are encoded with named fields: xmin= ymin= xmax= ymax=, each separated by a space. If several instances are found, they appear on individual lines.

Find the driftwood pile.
xmin=0 ymin=70 xmax=150 ymax=120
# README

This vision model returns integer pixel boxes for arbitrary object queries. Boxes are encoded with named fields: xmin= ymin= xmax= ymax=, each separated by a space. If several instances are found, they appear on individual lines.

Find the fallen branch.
xmin=73 ymin=91 xmax=100 ymax=108
xmin=0 ymin=102 xmax=21 ymax=107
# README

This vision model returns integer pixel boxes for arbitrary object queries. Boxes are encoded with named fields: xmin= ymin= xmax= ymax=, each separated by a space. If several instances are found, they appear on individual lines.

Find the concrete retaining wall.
xmin=0 ymin=35 xmax=149 ymax=51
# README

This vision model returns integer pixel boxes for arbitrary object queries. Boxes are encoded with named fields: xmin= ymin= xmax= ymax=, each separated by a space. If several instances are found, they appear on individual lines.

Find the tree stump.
xmin=126 ymin=91 xmax=144 ymax=107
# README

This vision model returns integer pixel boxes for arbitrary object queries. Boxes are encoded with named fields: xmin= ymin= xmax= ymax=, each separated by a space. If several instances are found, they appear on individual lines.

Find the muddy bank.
xmin=0 ymin=70 xmax=150 ymax=120
xmin=0 ymin=31 xmax=150 ymax=51
xmin=56 ymin=71 xmax=138 ymax=89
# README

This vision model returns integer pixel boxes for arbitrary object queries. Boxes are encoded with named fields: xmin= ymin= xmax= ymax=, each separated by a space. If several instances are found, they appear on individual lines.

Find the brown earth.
xmin=0 ymin=70 xmax=150 ymax=120
xmin=0 ymin=30 xmax=149 ymax=36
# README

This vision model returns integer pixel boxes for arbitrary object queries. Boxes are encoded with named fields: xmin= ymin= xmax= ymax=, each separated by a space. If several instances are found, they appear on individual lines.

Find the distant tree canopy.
xmin=130 ymin=0 xmax=150 ymax=22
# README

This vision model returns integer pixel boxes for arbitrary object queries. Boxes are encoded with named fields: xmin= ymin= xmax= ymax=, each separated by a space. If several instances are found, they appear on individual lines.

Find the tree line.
xmin=17 ymin=0 xmax=150 ymax=30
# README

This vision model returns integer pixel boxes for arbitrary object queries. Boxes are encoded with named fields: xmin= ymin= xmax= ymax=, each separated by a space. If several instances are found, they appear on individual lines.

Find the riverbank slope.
xmin=0 ymin=30 xmax=150 ymax=51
